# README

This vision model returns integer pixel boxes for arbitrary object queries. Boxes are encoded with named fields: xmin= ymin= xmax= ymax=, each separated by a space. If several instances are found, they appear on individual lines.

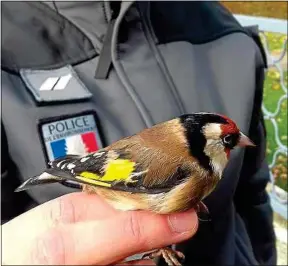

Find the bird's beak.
xmin=238 ymin=132 xmax=256 ymax=147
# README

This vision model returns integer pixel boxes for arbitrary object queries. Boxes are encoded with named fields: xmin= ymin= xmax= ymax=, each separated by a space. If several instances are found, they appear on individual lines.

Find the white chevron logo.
xmin=39 ymin=73 xmax=72 ymax=91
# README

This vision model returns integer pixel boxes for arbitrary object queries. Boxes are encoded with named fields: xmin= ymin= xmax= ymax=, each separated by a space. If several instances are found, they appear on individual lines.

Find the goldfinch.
xmin=15 ymin=112 xmax=255 ymax=266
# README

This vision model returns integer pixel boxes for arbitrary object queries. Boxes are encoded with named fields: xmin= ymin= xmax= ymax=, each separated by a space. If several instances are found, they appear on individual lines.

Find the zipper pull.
xmin=95 ymin=2 xmax=121 ymax=79
xmin=94 ymin=17 xmax=116 ymax=79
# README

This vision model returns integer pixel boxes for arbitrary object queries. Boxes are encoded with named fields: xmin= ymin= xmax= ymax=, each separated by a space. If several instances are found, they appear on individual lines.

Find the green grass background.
xmin=261 ymin=32 xmax=287 ymax=192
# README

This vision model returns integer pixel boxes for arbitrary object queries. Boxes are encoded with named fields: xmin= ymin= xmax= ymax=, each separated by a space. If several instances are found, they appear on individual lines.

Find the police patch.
xmin=38 ymin=111 xmax=104 ymax=163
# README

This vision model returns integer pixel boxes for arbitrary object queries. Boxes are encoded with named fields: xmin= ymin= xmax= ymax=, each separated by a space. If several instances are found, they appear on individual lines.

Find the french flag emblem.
xmin=40 ymin=112 xmax=103 ymax=162
xmin=50 ymin=132 xmax=99 ymax=159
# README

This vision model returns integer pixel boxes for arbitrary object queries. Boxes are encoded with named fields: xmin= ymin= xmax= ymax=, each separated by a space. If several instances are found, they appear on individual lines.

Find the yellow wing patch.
xmin=77 ymin=159 xmax=137 ymax=187
xmin=75 ymin=176 xmax=112 ymax=187
xmin=104 ymin=159 xmax=136 ymax=181
xmin=80 ymin=172 xmax=101 ymax=179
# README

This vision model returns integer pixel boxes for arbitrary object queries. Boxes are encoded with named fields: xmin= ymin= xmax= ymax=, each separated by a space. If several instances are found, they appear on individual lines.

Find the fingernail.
xmin=168 ymin=209 xmax=198 ymax=234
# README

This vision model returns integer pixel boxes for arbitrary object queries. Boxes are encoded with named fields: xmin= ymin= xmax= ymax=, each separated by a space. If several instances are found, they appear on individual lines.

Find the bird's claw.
xmin=142 ymin=247 xmax=185 ymax=266
xmin=195 ymin=201 xmax=211 ymax=222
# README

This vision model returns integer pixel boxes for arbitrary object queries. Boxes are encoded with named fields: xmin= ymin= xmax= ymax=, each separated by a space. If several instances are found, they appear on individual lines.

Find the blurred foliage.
xmin=261 ymin=31 xmax=287 ymax=192
xmin=222 ymin=1 xmax=288 ymax=20
xmin=260 ymin=32 xmax=288 ymax=51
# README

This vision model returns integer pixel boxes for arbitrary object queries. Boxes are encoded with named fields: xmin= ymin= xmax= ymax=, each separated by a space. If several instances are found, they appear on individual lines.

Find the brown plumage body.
xmin=83 ymin=119 xmax=220 ymax=214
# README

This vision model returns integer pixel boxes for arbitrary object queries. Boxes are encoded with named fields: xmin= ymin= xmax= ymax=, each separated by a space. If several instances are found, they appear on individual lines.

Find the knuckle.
xmin=48 ymin=195 xmax=76 ymax=226
xmin=125 ymin=212 xmax=145 ymax=246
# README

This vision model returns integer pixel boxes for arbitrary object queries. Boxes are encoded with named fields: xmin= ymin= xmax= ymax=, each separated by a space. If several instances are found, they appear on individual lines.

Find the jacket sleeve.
xmin=234 ymin=61 xmax=277 ymax=265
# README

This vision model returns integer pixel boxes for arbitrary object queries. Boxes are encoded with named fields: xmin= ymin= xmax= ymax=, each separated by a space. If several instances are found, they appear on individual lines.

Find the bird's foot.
xmin=195 ymin=201 xmax=211 ymax=222
xmin=142 ymin=247 xmax=185 ymax=266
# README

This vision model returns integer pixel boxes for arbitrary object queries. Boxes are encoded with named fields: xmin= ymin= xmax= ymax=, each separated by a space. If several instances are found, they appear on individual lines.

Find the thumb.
xmin=32 ymin=209 xmax=198 ymax=265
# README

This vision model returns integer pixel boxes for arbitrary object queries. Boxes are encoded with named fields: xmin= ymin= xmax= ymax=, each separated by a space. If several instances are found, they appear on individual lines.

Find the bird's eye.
xmin=223 ymin=134 xmax=233 ymax=145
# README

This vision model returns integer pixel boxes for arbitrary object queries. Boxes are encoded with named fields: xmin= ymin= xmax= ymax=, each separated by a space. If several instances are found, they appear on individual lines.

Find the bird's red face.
xmin=218 ymin=114 xmax=255 ymax=158
xmin=180 ymin=112 xmax=255 ymax=176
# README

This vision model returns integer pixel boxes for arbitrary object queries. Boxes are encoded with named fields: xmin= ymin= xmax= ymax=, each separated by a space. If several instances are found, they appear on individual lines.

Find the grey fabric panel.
xmin=44 ymin=1 xmax=110 ymax=53
xmin=49 ymin=3 xmax=184 ymax=127
xmin=115 ymin=6 xmax=184 ymax=125
xmin=73 ymin=57 xmax=152 ymax=137
xmin=157 ymin=34 xmax=256 ymax=131
xmin=1 ymin=1 xmax=97 ymax=73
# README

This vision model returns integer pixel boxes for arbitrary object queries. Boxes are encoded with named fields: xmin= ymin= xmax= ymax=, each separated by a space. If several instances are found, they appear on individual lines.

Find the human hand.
xmin=2 ymin=192 xmax=198 ymax=265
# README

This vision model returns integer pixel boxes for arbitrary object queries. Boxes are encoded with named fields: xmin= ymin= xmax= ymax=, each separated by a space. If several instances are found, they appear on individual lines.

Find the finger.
xmin=31 ymin=209 xmax=198 ymax=265
xmin=2 ymin=192 xmax=119 ymax=265
xmin=32 ymin=192 xmax=118 ymax=224
xmin=4 ymin=192 xmax=118 ymax=236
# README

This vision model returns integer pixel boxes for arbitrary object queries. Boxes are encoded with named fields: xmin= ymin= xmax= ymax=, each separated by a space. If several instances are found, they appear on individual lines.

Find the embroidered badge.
xmin=39 ymin=111 xmax=103 ymax=162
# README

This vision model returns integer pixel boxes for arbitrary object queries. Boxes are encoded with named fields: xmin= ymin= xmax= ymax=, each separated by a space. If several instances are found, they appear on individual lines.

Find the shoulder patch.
xmin=38 ymin=111 xmax=104 ymax=163
xmin=20 ymin=65 xmax=92 ymax=104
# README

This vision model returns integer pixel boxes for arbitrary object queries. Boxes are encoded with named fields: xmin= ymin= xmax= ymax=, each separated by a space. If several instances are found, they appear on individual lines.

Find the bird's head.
xmin=180 ymin=113 xmax=255 ymax=176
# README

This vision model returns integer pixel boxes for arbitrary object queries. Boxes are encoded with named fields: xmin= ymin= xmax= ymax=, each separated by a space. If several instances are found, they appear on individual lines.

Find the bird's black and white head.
xmin=180 ymin=113 xmax=255 ymax=176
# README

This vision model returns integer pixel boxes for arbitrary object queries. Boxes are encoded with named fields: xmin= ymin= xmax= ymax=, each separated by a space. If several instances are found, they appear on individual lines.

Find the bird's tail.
xmin=15 ymin=170 xmax=64 ymax=192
